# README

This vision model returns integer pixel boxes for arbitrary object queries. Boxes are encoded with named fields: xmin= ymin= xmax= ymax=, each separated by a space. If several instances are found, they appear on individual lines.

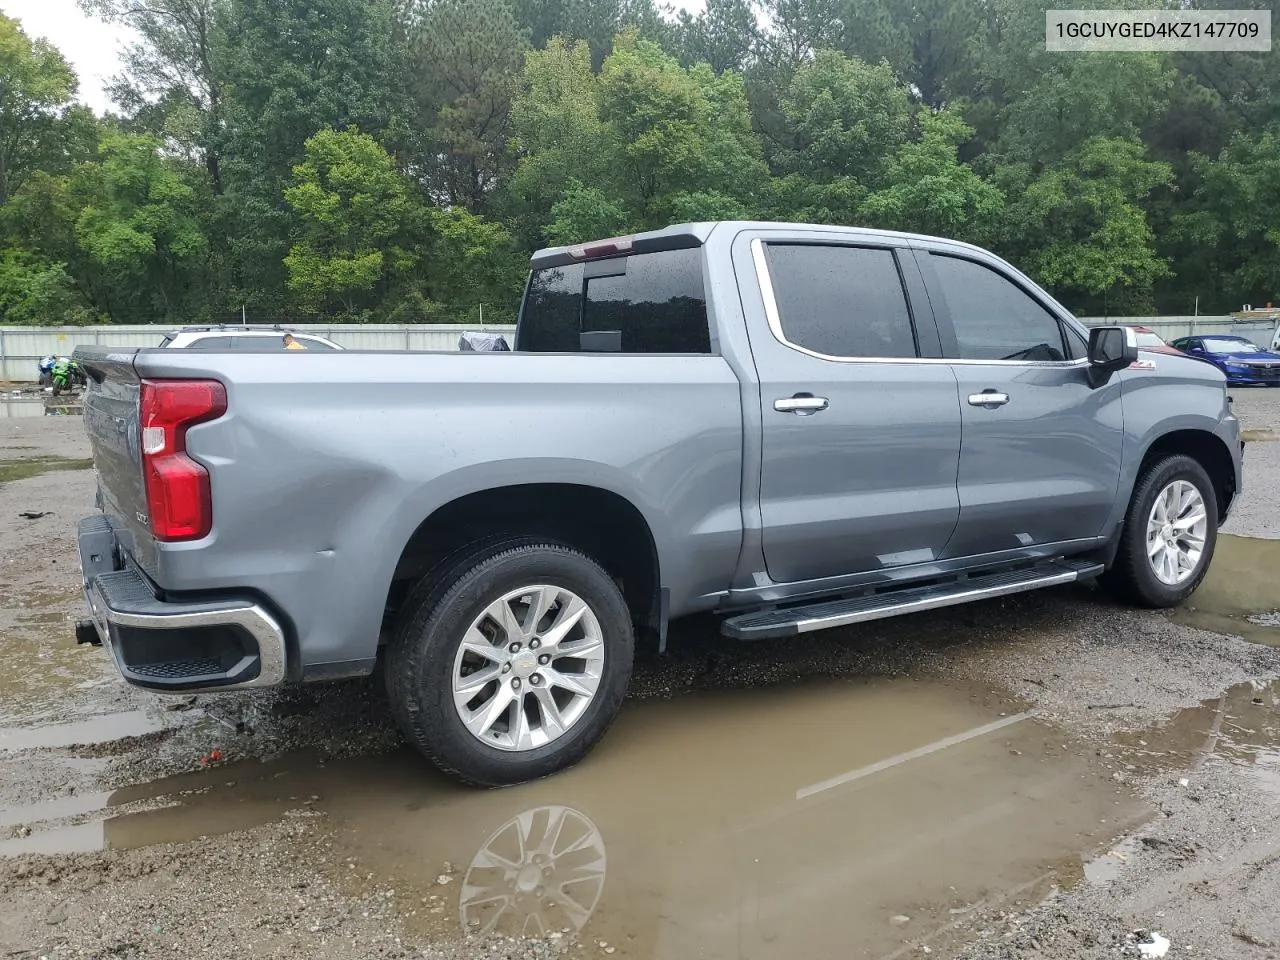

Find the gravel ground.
xmin=2 ymin=393 xmax=1280 ymax=960
xmin=1225 ymin=387 xmax=1280 ymax=538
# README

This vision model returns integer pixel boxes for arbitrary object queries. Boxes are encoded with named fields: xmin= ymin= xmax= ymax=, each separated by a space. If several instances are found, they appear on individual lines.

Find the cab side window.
xmin=928 ymin=253 xmax=1069 ymax=363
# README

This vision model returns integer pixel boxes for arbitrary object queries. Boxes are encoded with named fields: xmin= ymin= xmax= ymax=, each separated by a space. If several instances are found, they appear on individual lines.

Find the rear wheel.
xmin=1102 ymin=454 xmax=1217 ymax=607
xmin=386 ymin=540 xmax=634 ymax=787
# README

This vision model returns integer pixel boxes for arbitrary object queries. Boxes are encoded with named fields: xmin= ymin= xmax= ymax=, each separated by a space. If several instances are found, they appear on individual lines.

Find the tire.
xmin=386 ymin=539 xmax=634 ymax=787
xmin=51 ymin=381 xmax=62 ymax=397
xmin=1101 ymin=454 xmax=1218 ymax=608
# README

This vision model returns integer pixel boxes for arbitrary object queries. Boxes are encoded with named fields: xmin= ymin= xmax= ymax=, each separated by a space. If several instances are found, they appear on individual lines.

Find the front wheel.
xmin=386 ymin=540 xmax=634 ymax=787
xmin=1101 ymin=454 xmax=1217 ymax=608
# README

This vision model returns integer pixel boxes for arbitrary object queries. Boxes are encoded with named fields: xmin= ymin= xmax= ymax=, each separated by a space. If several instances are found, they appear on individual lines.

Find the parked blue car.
xmin=1169 ymin=335 xmax=1280 ymax=385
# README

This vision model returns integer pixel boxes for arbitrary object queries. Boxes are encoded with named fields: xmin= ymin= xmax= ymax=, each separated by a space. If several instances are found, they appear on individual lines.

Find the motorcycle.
xmin=49 ymin=357 xmax=85 ymax=396
xmin=37 ymin=356 xmax=55 ymax=388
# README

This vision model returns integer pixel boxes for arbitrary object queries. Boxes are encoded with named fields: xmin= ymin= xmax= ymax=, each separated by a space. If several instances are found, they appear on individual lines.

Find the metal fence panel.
xmin=0 ymin=324 xmax=517 ymax=381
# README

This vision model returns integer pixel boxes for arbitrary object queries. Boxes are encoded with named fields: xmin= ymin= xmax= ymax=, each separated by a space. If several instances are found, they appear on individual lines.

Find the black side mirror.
xmin=1087 ymin=325 xmax=1138 ymax=386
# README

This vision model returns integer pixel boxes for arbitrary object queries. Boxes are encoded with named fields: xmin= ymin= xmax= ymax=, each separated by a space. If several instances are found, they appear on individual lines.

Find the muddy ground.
xmin=2 ymin=393 xmax=1280 ymax=960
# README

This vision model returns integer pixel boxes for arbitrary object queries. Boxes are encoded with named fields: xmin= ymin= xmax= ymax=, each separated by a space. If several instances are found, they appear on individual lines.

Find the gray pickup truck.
xmin=73 ymin=221 xmax=1243 ymax=786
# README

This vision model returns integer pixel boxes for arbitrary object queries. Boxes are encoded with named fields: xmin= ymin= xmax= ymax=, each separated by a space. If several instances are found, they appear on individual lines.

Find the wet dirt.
xmin=1170 ymin=533 xmax=1280 ymax=645
xmin=0 ymin=455 xmax=93 ymax=484
xmin=0 ymin=677 xmax=1149 ymax=959
xmin=5 ymin=676 xmax=1280 ymax=958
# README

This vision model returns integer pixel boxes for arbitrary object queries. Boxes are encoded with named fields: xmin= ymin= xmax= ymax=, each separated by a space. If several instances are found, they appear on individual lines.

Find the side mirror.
xmin=1087 ymin=325 xmax=1138 ymax=386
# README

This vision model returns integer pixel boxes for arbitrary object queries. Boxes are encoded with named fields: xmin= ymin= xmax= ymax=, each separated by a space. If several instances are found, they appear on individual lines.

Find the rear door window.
xmin=517 ymin=248 xmax=711 ymax=354
xmin=763 ymin=244 xmax=919 ymax=359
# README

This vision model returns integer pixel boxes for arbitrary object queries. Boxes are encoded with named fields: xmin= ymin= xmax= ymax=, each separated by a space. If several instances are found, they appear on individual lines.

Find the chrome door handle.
xmin=774 ymin=395 xmax=829 ymax=414
xmin=967 ymin=391 xmax=1010 ymax=407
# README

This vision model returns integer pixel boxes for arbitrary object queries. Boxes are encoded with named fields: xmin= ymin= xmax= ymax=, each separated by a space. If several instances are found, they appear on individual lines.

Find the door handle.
xmin=967 ymin=391 xmax=1010 ymax=407
xmin=775 ymin=395 xmax=829 ymax=414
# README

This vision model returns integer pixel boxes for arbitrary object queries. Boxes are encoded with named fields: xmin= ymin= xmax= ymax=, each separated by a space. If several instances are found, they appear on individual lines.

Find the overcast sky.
xmin=4 ymin=0 xmax=709 ymax=115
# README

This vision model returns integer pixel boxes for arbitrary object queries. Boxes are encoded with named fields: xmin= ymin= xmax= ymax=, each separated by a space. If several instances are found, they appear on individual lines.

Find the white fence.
xmin=0 ymin=323 xmax=518 ymax=382
xmin=4 ymin=316 xmax=1279 ymax=382
xmin=1079 ymin=316 xmax=1280 ymax=344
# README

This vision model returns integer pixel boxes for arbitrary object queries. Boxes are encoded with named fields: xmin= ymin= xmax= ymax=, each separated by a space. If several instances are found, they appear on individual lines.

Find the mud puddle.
xmin=0 ymin=677 xmax=1150 ymax=958
xmin=1114 ymin=677 xmax=1280 ymax=794
xmin=0 ymin=455 xmax=93 ymax=484
xmin=1172 ymin=533 xmax=1280 ymax=645
xmin=0 ymin=608 xmax=111 ymax=724
xmin=0 ymin=709 xmax=172 ymax=752
xmin=0 ymin=398 xmax=83 ymax=420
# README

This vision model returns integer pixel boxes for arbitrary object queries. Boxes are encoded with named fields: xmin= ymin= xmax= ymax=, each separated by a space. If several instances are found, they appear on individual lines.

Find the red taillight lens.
xmin=139 ymin=379 xmax=227 ymax=541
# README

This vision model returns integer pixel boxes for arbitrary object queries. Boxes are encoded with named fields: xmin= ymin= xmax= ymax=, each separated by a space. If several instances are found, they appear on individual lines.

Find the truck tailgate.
xmin=75 ymin=348 xmax=153 ymax=566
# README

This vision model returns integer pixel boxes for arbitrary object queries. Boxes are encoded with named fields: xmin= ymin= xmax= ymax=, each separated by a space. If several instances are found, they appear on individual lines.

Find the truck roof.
xmin=528 ymin=221 xmax=990 ymax=269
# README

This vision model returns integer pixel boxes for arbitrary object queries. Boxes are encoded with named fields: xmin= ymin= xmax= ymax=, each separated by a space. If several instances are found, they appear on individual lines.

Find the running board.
xmin=721 ymin=559 xmax=1104 ymax=640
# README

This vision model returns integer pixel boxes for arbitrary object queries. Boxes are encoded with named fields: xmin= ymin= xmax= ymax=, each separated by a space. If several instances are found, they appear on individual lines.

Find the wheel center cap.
xmin=1161 ymin=524 xmax=1174 ymax=541
xmin=515 ymin=863 xmax=542 ymax=892
xmin=511 ymin=650 xmax=538 ymax=678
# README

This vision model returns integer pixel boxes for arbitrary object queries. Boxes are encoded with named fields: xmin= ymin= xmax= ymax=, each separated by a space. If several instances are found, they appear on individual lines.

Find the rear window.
xmin=186 ymin=336 xmax=234 ymax=350
xmin=516 ymin=248 xmax=711 ymax=354
xmin=227 ymin=335 xmax=338 ymax=351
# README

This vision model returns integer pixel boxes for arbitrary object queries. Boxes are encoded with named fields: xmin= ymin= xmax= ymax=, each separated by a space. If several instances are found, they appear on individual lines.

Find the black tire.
xmin=51 ymin=381 xmax=62 ymax=397
xmin=1101 ymin=454 xmax=1218 ymax=608
xmin=386 ymin=539 xmax=634 ymax=787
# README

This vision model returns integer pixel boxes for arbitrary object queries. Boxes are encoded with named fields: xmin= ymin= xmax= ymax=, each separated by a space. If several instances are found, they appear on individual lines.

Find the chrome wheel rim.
xmin=452 ymin=584 xmax=605 ymax=752
xmin=459 ymin=805 xmax=606 ymax=937
xmin=1146 ymin=479 xmax=1208 ymax=586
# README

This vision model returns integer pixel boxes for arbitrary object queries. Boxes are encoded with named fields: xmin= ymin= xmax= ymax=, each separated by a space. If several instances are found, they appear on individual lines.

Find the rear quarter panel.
xmin=128 ymin=350 xmax=744 ymax=674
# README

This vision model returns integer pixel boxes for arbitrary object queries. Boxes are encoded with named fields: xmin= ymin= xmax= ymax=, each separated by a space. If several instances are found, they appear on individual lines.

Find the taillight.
xmin=139 ymin=379 xmax=227 ymax=541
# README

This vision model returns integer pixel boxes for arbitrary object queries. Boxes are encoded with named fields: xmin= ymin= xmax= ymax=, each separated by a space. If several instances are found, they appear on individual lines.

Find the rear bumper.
xmin=77 ymin=516 xmax=287 ymax=693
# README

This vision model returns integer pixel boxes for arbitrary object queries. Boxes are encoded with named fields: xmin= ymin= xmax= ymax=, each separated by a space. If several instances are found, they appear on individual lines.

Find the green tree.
xmin=1179 ymin=131 xmax=1280 ymax=309
xmin=0 ymin=13 xmax=93 ymax=204
xmin=72 ymin=132 xmax=211 ymax=321
xmin=1000 ymin=137 xmax=1172 ymax=312
xmin=775 ymin=50 xmax=911 ymax=186
xmin=404 ymin=0 xmax=527 ymax=209
xmin=504 ymin=37 xmax=614 ymax=246
xmin=544 ymin=181 xmax=633 ymax=245
xmin=218 ymin=0 xmax=404 ymax=313
xmin=283 ymin=128 xmax=420 ymax=316
xmin=860 ymin=107 xmax=1004 ymax=244
xmin=420 ymin=205 xmax=524 ymax=318
xmin=509 ymin=0 xmax=664 ymax=70
xmin=0 ymin=248 xmax=96 ymax=324
xmin=968 ymin=0 xmax=1173 ymax=167
xmin=599 ymin=36 xmax=768 ymax=221
xmin=506 ymin=33 xmax=768 ymax=244
xmin=667 ymin=0 xmax=757 ymax=73
xmin=78 ymin=0 xmax=231 ymax=194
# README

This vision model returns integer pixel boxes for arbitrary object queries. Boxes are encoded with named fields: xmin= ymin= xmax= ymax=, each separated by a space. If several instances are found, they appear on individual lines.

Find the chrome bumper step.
xmin=722 ymin=559 xmax=1104 ymax=640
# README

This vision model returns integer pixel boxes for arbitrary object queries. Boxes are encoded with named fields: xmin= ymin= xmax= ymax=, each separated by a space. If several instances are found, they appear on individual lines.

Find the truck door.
xmin=911 ymin=246 xmax=1124 ymax=559
xmin=735 ymin=234 xmax=963 ymax=585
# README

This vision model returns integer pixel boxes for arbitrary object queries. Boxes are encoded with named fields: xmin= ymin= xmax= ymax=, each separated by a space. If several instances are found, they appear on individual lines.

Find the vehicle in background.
xmin=46 ymin=357 xmax=86 ymax=395
xmin=75 ymin=221 xmax=1243 ymax=789
xmin=158 ymin=326 xmax=343 ymax=351
xmin=1169 ymin=335 xmax=1280 ymax=385
xmin=1131 ymin=326 xmax=1185 ymax=356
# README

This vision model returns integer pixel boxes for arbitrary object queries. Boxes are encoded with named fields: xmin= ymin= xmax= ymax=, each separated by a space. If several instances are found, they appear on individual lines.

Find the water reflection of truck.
xmin=86 ymin=683 xmax=1145 ymax=959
